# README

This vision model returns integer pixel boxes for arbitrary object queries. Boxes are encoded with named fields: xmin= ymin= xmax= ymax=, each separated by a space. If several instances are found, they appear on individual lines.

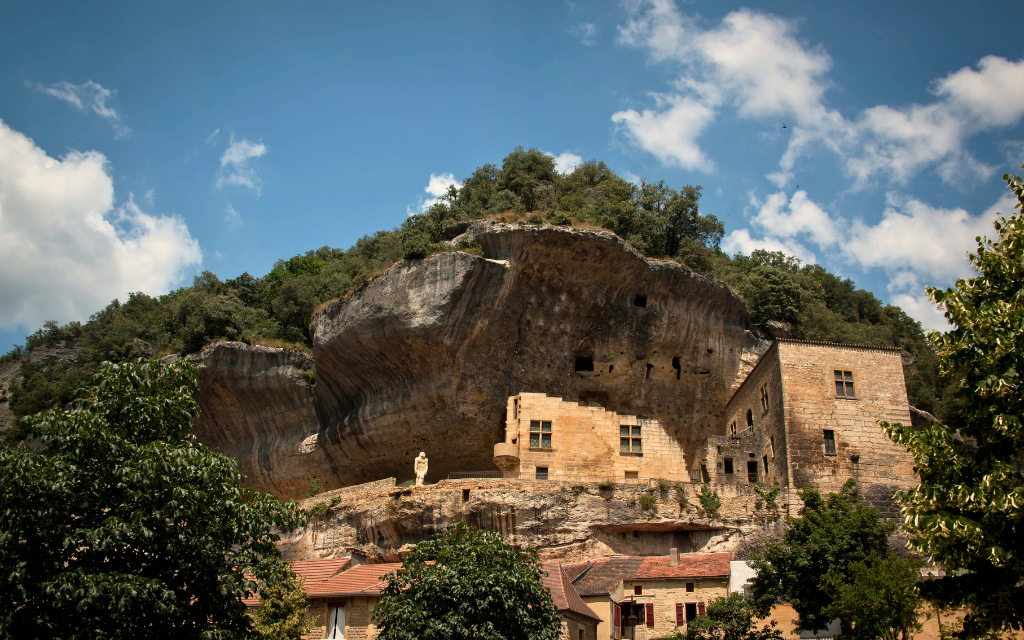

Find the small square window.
xmin=541 ymin=433 xmax=551 ymax=448
xmin=536 ymin=467 xmax=548 ymax=480
xmin=635 ymin=585 xmax=643 ymax=596
xmin=686 ymin=582 xmax=695 ymax=593
xmin=530 ymin=433 xmax=540 ymax=447
xmin=621 ymin=438 xmax=631 ymax=452
xmin=620 ymin=426 xmax=630 ymax=437
xmin=530 ymin=421 xmax=540 ymax=432
xmin=542 ymin=421 xmax=552 ymax=432
xmin=530 ymin=420 xmax=552 ymax=448
xmin=824 ymin=430 xmax=836 ymax=456
xmin=834 ymin=370 xmax=855 ymax=397
xmin=632 ymin=426 xmax=641 ymax=437
xmin=724 ymin=458 xmax=734 ymax=474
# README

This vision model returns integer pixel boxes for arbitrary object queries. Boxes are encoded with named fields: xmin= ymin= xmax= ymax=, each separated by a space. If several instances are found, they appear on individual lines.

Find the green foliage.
xmin=882 ymin=166 xmax=1024 ymax=638
xmin=250 ymin=575 xmax=317 ymax=640
xmin=307 ymin=495 xmax=339 ymax=518
xmin=658 ymin=593 xmax=784 ymax=640
xmin=657 ymin=477 xmax=670 ymax=492
xmin=373 ymin=520 xmax=561 ymax=640
xmin=639 ymin=493 xmax=657 ymax=511
xmin=0 ymin=358 xmax=303 ymax=638
xmin=598 ymin=479 xmax=615 ymax=492
xmin=571 ymin=483 xmax=586 ymax=495
xmin=821 ymin=554 xmax=922 ymax=640
xmin=748 ymin=480 xmax=896 ymax=633
xmin=699 ymin=484 xmax=721 ymax=519
xmin=1 ymin=146 xmax=955 ymax=432
xmin=754 ymin=484 xmax=781 ymax=511
xmin=306 ymin=477 xmax=326 ymax=497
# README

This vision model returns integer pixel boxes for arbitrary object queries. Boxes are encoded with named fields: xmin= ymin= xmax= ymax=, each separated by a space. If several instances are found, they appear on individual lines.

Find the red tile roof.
xmin=542 ymin=562 xmax=602 ymax=623
xmin=312 ymin=562 xmax=402 ymax=597
xmin=632 ymin=553 xmax=733 ymax=580
xmin=243 ymin=557 xmax=353 ymax=605
xmin=568 ymin=557 xmax=645 ymax=596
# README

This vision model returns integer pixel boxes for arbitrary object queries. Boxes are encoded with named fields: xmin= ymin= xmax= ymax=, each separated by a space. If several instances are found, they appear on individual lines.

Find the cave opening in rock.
xmin=574 ymin=356 xmax=594 ymax=372
xmin=646 ymin=363 xmax=654 ymax=379
xmin=633 ymin=294 xmax=647 ymax=307
xmin=608 ymin=364 xmax=614 ymax=373
xmin=672 ymin=356 xmax=681 ymax=380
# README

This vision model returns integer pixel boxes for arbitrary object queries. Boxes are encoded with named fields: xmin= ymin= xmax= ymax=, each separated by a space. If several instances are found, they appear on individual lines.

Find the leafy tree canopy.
xmin=821 ymin=554 xmax=922 ymax=640
xmin=748 ymin=480 xmax=897 ymax=633
xmin=372 ymin=520 xmax=562 ymax=640
xmin=883 ymin=166 xmax=1024 ymax=638
xmin=249 ymin=575 xmax=317 ymax=640
xmin=658 ymin=593 xmax=784 ymax=640
xmin=0 ymin=359 xmax=303 ymax=639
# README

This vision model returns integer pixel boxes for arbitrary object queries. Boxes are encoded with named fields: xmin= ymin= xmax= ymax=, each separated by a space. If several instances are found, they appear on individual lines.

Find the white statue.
xmin=414 ymin=452 xmax=429 ymax=486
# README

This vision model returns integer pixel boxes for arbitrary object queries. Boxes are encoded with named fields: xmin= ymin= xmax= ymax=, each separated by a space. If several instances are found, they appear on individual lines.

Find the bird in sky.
xmin=782 ymin=124 xmax=787 ymax=128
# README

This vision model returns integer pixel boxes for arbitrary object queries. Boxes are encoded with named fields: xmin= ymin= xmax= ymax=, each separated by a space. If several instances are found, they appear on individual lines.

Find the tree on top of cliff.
xmin=882 ymin=165 xmax=1024 ymax=639
xmin=373 ymin=520 xmax=562 ymax=640
xmin=0 ymin=358 xmax=304 ymax=639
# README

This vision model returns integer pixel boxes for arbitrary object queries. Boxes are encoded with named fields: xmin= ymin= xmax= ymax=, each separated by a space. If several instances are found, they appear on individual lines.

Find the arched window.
xmin=746 ymin=409 xmax=753 ymax=428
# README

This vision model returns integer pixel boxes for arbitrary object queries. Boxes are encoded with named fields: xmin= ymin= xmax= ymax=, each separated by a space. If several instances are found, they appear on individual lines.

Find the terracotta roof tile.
xmin=570 ymin=557 xmax=644 ymax=596
xmin=633 ymin=553 xmax=733 ymax=580
xmin=542 ymin=562 xmax=602 ymax=622
xmin=243 ymin=558 xmax=354 ymax=606
xmin=312 ymin=562 xmax=402 ymax=597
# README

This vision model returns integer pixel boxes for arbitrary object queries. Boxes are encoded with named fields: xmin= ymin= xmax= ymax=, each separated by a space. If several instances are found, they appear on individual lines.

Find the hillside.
xmin=0 ymin=147 xmax=959 ymax=440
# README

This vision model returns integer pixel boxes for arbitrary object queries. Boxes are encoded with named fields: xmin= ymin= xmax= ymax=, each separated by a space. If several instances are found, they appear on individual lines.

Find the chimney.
xmin=670 ymin=548 xmax=679 ymax=567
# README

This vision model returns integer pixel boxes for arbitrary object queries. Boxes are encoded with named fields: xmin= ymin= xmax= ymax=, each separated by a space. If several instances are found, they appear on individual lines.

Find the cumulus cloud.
xmin=216 ymin=135 xmax=267 ymax=194
xmin=721 ymin=228 xmax=818 ymax=265
xmin=30 ymin=80 xmax=131 ymax=138
xmin=548 ymin=151 xmax=583 ymax=174
xmin=409 ymin=172 xmax=463 ymax=215
xmin=615 ymin=1 xmax=1024 ymax=189
xmin=0 ymin=119 xmax=202 ymax=331
xmin=224 ymin=202 xmax=244 ymax=230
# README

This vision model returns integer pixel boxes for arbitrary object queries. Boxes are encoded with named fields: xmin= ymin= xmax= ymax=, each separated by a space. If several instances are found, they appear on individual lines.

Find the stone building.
xmin=568 ymin=551 xmax=733 ymax=640
xmin=493 ymin=392 xmax=690 ymax=482
xmin=705 ymin=339 xmax=918 ymax=513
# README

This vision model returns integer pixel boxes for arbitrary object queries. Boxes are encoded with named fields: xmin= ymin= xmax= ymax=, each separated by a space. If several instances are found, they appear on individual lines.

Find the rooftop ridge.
xmin=775 ymin=338 xmax=903 ymax=352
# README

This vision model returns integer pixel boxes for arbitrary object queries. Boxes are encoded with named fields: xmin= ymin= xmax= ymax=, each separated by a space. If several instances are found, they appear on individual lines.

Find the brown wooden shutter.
xmin=676 ymin=603 xmax=684 ymax=625
xmin=646 ymin=603 xmax=654 ymax=627
xmin=698 ymin=601 xmax=706 ymax=615
xmin=614 ymin=603 xmax=621 ymax=627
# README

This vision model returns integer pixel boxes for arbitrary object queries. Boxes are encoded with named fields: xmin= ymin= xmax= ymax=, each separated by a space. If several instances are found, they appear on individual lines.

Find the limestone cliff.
xmin=305 ymin=222 xmax=748 ymax=493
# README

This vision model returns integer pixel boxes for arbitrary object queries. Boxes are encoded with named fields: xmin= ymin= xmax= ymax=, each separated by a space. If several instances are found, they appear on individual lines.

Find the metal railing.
xmin=446 ymin=471 xmax=661 ymax=485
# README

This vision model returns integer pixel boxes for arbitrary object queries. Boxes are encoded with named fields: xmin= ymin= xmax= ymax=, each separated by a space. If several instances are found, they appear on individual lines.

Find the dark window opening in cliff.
xmin=746 ymin=409 xmax=753 ymax=428
xmin=763 ymin=455 xmax=769 ymax=477
xmin=634 ymin=294 xmax=647 ymax=307
xmin=747 ymin=461 xmax=759 ymax=483
xmin=770 ymin=436 xmax=776 ymax=457
xmin=608 ymin=364 xmax=614 ymax=373
xmin=463 ymin=489 xmax=470 ymax=502
xmin=621 ymin=426 xmax=642 ymax=453
xmin=530 ymin=421 xmax=552 ymax=448
xmin=536 ymin=467 xmax=548 ymax=480
xmin=646 ymin=363 xmax=654 ymax=379
xmin=513 ymin=398 xmax=518 ymax=419
xmin=575 ymin=356 xmax=594 ymax=372
xmin=672 ymin=357 xmax=681 ymax=380
xmin=724 ymin=458 xmax=734 ymax=474
xmin=824 ymin=430 xmax=836 ymax=456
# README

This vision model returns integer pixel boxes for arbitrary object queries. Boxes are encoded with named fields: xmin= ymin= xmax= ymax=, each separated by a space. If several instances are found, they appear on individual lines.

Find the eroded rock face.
xmin=190 ymin=342 xmax=322 ymax=497
xmin=308 ymin=222 xmax=748 ymax=491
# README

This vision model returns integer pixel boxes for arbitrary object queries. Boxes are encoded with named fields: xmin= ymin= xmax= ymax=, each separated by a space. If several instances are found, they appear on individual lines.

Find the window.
xmin=536 ymin=467 xmax=548 ymax=480
xmin=676 ymin=603 xmax=686 ymax=625
xmin=834 ymin=370 xmax=855 ymax=397
xmin=747 ymin=460 xmax=758 ymax=483
xmin=635 ymin=585 xmax=643 ymax=596
xmin=530 ymin=421 xmax=552 ymax=448
xmin=763 ymin=455 xmax=769 ymax=477
xmin=729 ymin=421 xmax=737 ymax=436
xmin=327 ymin=605 xmax=345 ymax=639
xmin=760 ymin=384 xmax=770 ymax=412
xmin=686 ymin=582 xmax=695 ymax=593
xmin=746 ymin=409 xmax=753 ymax=429
xmin=634 ymin=294 xmax=647 ymax=307
xmin=723 ymin=458 xmax=734 ymax=474
xmin=620 ymin=426 xmax=642 ymax=453
xmin=625 ymin=470 xmax=639 ymax=479
xmin=513 ymin=398 xmax=518 ymax=419
xmin=823 ymin=430 xmax=836 ymax=456
xmin=685 ymin=603 xmax=698 ymax=622
xmin=646 ymin=603 xmax=654 ymax=628
xmin=770 ymin=435 xmax=776 ymax=457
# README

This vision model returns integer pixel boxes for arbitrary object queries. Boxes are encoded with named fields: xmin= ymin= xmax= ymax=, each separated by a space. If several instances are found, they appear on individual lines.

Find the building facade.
xmin=493 ymin=392 xmax=690 ymax=482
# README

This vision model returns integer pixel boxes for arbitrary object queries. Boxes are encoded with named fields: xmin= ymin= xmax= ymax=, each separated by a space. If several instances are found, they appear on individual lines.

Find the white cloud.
xmin=622 ymin=170 xmax=643 ymax=186
xmin=224 ymin=202 xmax=244 ymax=230
xmin=144 ymin=189 xmax=155 ymax=205
xmin=205 ymin=128 xmax=221 ymax=145
xmin=547 ymin=151 xmax=583 ymax=174
xmin=31 ymin=80 xmax=131 ymax=138
xmin=612 ymin=93 xmax=717 ymax=171
xmin=748 ymin=190 xmax=840 ymax=247
xmin=615 ymin=2 xmax=1024 ymax=189
xmin=409 ymin=172 xmax=463 ymax=215
xmin=0 ymin=119 xmax=202 ymax=331
xmin=569 ymin=22 xmax=597 ymax=46
xmin=721 ymin=228 xmax=818 ymax=264
xmin=216 ymin=135 xmax=267 ymax=195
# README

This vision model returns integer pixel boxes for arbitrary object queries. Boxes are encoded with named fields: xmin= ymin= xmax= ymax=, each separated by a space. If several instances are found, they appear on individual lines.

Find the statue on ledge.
xmin=414 ymin=452 xmax=428 ymax=486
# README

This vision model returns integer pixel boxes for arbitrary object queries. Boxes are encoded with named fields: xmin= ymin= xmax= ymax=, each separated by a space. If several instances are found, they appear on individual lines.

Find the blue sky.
xmin=1 ymin=0 xmax=1022 ymax=350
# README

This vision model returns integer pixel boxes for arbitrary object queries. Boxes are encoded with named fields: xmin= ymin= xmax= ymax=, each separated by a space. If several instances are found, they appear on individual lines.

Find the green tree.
xmin=373 ymin=520 xmax=561 ymax=640
xmin=821 ymin=555 xmax=922 ymax=640
xmin=249 ymin=576 xmax=317 ymax=640
xmin=663 ymin=593 xmax=784 ymax=640
xmin=496 ymin=146 xmax=557 ymax=211
xmin=748 ymin=480 xmax=896 ymax=633
xmin=0 ymin=359 xmax=303 ymax=639
xmin=882 ymin=166 xmax=1024 ymax=638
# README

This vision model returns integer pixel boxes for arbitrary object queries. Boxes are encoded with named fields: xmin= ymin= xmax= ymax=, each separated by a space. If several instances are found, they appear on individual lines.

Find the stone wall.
xmin=623 ymin=577 xmax=729 ymax=640
xmin=722 ymin=343 xmax=788 ymax=488
xmin=777 ymin=341 xmax=916 ymax=515
xmin=502 ymin=393 xmax=689 ymax=482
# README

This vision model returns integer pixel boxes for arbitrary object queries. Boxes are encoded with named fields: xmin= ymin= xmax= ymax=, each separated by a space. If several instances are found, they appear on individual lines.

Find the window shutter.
xmin=614 ymin=603 xmax=621 ymax=627
xmin=646 ymin=603 xmax=654 ymax=627
xmin=698 ymin=601 xmax=706 ymax=615
xmin=676 ymin=603 xmax=684 ymax=625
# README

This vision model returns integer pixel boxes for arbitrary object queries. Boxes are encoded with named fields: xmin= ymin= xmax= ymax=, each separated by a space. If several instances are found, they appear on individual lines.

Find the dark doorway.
xmin=747 ymin=461 xmax=759 ymax=483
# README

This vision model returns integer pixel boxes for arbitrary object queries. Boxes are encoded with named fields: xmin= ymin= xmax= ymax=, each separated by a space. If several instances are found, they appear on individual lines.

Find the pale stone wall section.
xmin=722 ymin=345 xmax=788 ymax=488
xmin=505 ymin=393 xmax=688 ymax=481
xmin=623 ymin=577 xmax=729 ymax=640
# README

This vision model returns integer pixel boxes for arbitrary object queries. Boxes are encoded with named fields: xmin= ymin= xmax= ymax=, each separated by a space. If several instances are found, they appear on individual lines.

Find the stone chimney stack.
xmin=670 ymin=548 xmax=679 ymax=566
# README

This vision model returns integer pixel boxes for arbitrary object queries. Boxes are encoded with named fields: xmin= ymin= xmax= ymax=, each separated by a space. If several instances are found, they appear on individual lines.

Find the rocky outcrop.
xmin=190 ymin=342 xmax=321 ymax=497
xmin=304 ymin=222 xmax=749 ymax=493
xmin=280 ymin=477 xmax=786 ymax=563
